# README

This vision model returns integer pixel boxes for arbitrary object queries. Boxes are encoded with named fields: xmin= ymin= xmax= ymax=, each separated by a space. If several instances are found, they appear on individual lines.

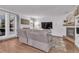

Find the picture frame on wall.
xmin=21 ymin=18 xmax=30 ymax=25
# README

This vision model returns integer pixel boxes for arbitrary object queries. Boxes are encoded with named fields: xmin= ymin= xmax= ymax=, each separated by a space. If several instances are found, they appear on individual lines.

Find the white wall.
xmin=20 ymin=14 xmax=66 ymax=37
xmin=38 ymin=15 xmax=66 ymax=37
xmin=51 ymin=15 xmax=66 ymax=37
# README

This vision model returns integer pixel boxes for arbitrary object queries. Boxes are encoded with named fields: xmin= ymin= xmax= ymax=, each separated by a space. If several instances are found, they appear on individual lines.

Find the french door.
xmin=8 ymin=14 xmax=17 ymax=37
xmin=0 ymin=11 xmax=5 ymax=36
xmin=0 ymin=11 xmax=17 ymax=40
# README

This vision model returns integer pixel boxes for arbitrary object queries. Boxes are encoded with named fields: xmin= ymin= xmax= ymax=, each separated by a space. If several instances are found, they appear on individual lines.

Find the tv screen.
xmin=41 ymin=22 xmax=52 ymax=29
xmin=76 ymin=28 xmax=79 ymax=34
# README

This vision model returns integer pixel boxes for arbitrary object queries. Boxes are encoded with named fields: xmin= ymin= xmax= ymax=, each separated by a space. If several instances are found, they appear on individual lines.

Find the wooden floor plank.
xmin=0 ymin=38 xmax=78 ymax=53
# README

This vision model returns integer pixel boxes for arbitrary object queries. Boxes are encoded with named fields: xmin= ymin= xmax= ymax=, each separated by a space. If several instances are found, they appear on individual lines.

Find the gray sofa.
xmin=18 ymin=29 xmax=52 ymax=52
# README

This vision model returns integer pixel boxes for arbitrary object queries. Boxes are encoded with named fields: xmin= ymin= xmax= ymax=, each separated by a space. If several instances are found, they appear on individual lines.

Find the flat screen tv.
xmin=76 ymin=28 xmax=79 ymax=34
xmin=41 ymin=22 xmax=52 ymax=29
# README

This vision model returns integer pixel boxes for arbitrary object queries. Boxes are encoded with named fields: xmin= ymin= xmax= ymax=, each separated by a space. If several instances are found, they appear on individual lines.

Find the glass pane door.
xmin=9 ymin=14 xmax=16 ymax=34
xmin=0 ymin=15 xmax=5 ymax=36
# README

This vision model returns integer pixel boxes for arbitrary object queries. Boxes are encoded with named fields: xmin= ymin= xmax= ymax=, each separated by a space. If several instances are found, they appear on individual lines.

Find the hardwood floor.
xmin=0 ymin=38 xmax=42 ymax=53
xmin=64 ymin=39 xmax=79 ymax=53
xmin=0 ymin=38 xmax=79 ymax=53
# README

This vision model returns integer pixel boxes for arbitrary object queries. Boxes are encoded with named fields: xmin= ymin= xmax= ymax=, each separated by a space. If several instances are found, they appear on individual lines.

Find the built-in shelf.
xmin=63 ymin=23 xmax=75 ymax=28
xmin=63 ymin=24 xmax=75 ymax=26
xmin=66 ymin=26 xmax=75 ymax=28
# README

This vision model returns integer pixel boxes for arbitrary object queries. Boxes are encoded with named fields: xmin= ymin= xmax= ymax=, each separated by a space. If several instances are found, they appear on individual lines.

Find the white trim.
xmin=0 ymin=10 xmax=18 ymax=40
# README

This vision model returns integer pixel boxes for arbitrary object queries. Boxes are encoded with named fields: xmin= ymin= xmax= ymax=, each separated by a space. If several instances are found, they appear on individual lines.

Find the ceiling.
xmin=0 ymin=5 xmax=76 ymax=16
